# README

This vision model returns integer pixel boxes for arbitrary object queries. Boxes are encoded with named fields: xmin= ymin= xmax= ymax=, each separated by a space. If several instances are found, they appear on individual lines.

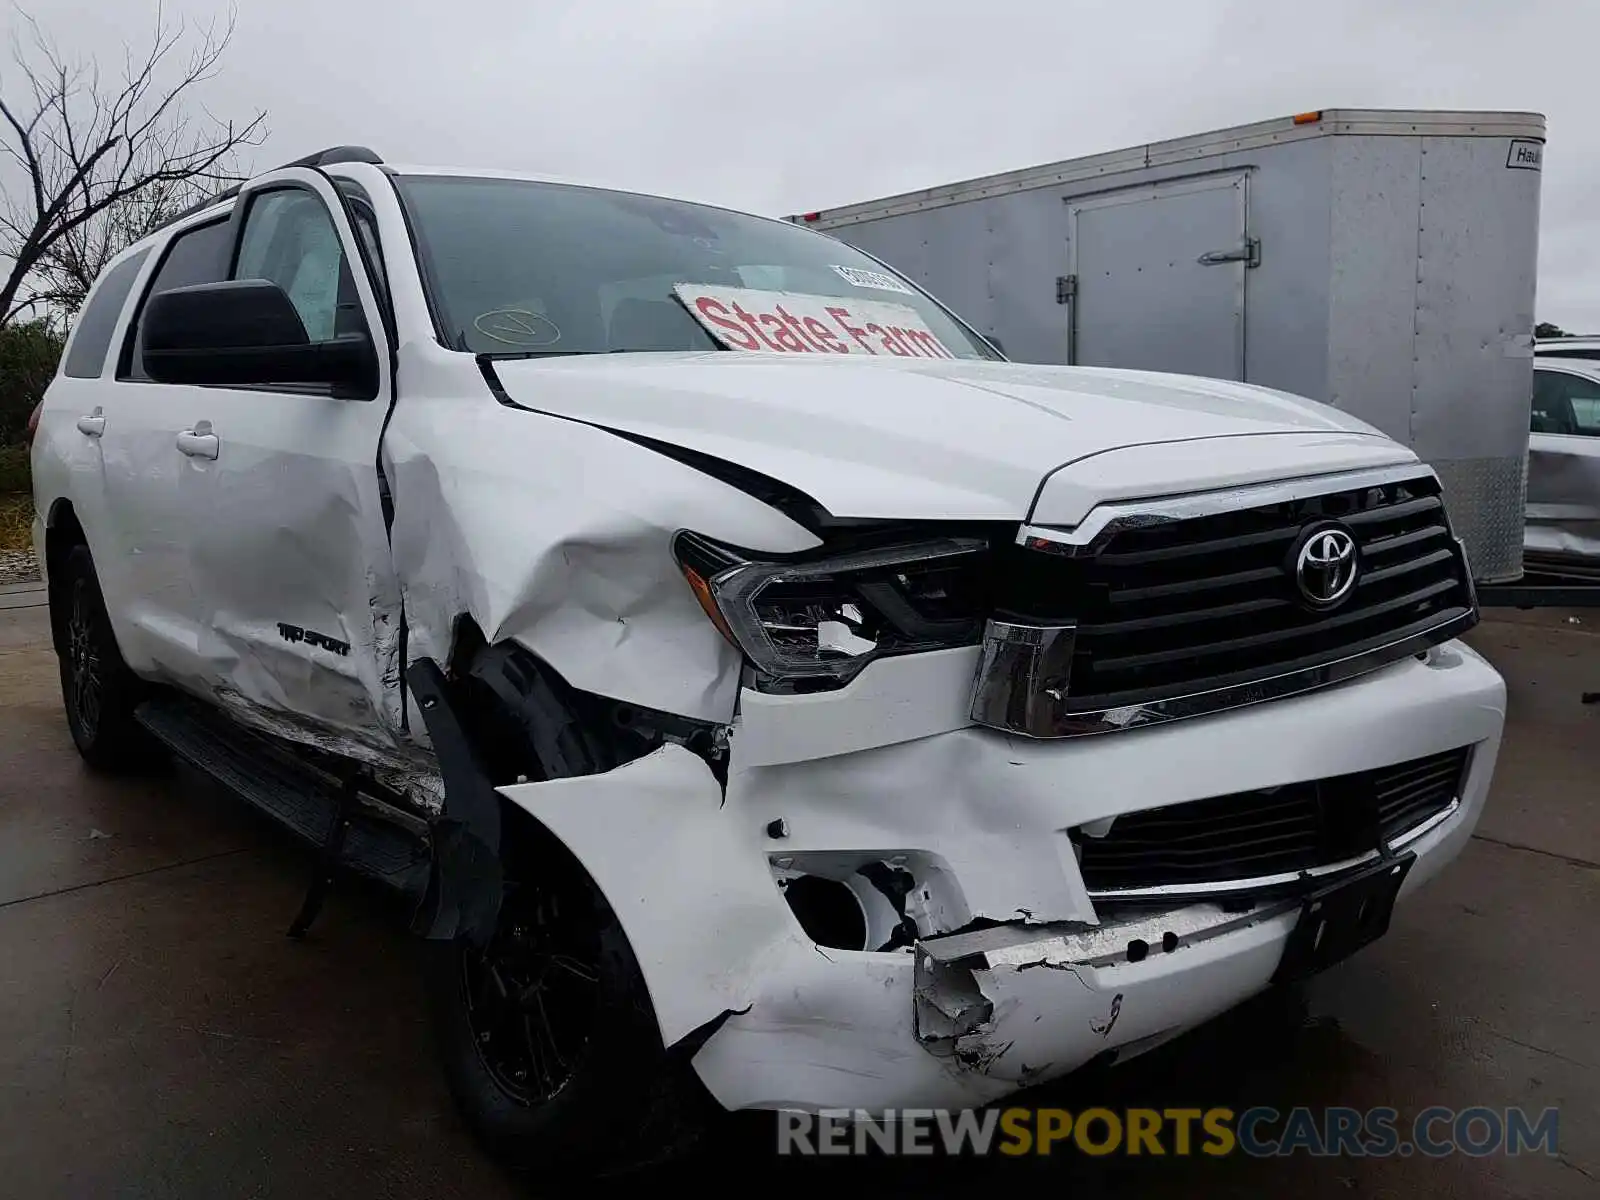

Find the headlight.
xmin=672 ymin=530 xmax=990 ymax=691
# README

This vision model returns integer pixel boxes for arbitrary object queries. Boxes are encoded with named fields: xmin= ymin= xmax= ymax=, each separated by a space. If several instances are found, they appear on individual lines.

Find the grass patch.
xmin=0 ymin=443 xmax=28 ymax=494
xmin=0 ymin=491 xmax=33 ymax=552
xmin=0 ymin=441 xmax=33 ymax=553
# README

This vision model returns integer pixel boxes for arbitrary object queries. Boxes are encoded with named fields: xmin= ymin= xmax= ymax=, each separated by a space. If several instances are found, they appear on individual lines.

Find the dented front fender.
xmin=384 ymin=376 xmax=821 ymax=728
xmin=496 ymin=744 xmax=810 ymax=1049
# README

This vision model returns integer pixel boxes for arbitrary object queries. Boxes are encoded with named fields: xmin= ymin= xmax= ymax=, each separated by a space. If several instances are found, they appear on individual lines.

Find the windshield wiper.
xmin=475 ymin=349 xmax=610 ymax=361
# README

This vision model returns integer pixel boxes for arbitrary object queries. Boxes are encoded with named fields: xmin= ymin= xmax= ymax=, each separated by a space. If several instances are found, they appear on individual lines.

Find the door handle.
xmin=176 ymin=420 xmax=219 ymax=460
xmin=76 ymin=408 xmax=105 ymax=437
xmin=1197 ymin=236 xmax=1262 ymax=268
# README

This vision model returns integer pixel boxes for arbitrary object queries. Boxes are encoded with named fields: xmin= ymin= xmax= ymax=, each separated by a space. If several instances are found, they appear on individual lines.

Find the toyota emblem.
xmin=1294 ymin=525 xmax=1359 ymax=608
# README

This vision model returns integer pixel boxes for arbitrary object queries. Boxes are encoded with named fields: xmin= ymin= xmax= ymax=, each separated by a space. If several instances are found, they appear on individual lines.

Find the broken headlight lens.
xmin=673 ymin=530 xmax=991 ymax=691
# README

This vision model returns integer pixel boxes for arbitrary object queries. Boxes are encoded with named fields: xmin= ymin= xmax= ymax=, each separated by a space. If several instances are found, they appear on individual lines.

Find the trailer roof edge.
xmin=793 ymin=109 xmax=1547 ymax=229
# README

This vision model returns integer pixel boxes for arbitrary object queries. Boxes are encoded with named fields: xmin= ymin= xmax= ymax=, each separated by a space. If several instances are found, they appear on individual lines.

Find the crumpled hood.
xmin=489 ymin=352 xmax=1405 ymax=521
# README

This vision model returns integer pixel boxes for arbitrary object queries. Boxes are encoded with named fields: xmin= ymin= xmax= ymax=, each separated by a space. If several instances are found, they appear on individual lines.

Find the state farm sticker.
xmin=830 ymin=264 xmax=913 ymax=294
xmin=675 ymin=284 xmax=956 ymax=359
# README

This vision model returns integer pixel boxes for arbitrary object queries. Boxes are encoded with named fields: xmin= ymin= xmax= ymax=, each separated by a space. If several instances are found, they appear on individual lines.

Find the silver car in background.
xmin=1528 ymin=342 xmax=1600 ymax=577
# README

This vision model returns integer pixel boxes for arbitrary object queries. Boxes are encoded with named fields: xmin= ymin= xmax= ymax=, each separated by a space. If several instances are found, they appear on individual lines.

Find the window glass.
xmin=63 ymin=248 xmax=149 ymax=378
xmin=337 ymin=180 xmax=388 ymax=306
xmin=1572 ymin=395 xmax=1600 ymax=436
xmin=119 ymin=219 xmax=231 ymax=380
xmin=233 ymin=189 xmax=360 ymax=343
xmin=1531 ymin=371 xmax=1566 ymax=433
xmin=1532 ymin=369 xmax=1600 ymax=437
xmin=393 ymin=174 xmax=1000 ymax=359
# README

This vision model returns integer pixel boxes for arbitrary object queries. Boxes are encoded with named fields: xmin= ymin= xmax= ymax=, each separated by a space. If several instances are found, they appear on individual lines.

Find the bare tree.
xmin=0 ymin=4 xmax=267 ymax=326
xmin=32 ymin=170 xmax=216 ymax=317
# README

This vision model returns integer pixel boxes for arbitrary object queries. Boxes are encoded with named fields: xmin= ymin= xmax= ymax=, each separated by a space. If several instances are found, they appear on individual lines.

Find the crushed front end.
xmin=498 ymin=464 xmax=1505 ymax=1114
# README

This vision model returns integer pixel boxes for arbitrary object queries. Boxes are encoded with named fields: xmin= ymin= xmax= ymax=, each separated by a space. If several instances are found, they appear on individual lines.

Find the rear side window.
xmin=1532 ymin=369 xmax=1600 ymax=437
xmin=1574 ymin=396 xmax=1600 ymax=436
xmin=62 ymin=249 xmax=150 ymax=378
xmin=119 ymin=219 xmax=232 ymax=381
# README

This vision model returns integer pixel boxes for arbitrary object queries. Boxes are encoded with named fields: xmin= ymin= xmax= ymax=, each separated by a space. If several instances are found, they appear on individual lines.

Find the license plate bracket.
xmin=1271 ymin=853 xmax=1416 ymax=984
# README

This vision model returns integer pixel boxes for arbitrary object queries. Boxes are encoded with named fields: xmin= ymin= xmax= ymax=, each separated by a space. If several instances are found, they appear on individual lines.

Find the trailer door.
xmin=1066 ymin=172 xmax=1249 ymax=380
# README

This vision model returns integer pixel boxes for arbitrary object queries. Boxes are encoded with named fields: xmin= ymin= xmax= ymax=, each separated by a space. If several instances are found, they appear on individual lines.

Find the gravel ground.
xmin=0 ymin=550 xmax=40 ymax=586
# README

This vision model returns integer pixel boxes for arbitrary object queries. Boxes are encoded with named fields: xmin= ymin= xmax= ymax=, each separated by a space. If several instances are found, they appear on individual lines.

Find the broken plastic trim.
xmin=913 ymin=950 xmax=996 ymax=1055
xmin=969 ymin=619 xmax=1077 ymax=735
xmin=464 ymin=640 xmax=731 ymax=785
xmin=665 ymin=1005 xmax=750 ymax=1063
xmin=405 ymin=658 xmax=503 ymax=947
xmin=856 ymin=861 xmax=921 ymax=950
xmin=672 ymin=529 xmax=990 ymax=692
xmin=912 ymin=897 xmax=1301 ymax=1061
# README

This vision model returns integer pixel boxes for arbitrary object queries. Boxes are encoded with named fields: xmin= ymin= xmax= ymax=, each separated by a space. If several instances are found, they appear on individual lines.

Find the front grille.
xmin=1075 ymin=747 xmax=1471 ymax=894
xmin=999 ymin=474 xmax=1476 ymax=715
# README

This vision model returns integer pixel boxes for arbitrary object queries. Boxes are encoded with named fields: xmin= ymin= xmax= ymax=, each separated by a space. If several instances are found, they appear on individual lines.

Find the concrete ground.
xmin=1 ymin=582 xmax=1595 ymax=1197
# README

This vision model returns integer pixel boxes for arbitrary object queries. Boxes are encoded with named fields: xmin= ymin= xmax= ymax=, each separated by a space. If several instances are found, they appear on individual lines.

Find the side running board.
xmin=135 ymin=695 xmax=432 ymax=912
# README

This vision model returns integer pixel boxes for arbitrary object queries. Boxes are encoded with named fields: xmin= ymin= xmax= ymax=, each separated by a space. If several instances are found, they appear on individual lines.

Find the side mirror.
xmin=142 ymin=279 xmax=378 ymax=399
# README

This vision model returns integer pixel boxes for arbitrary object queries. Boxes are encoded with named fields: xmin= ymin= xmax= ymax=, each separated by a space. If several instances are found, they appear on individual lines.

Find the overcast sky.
xmin=9 ymin=0 xmax=1599 ymax=328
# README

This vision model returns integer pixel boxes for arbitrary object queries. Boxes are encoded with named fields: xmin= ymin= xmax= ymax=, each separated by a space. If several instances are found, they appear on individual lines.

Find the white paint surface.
xmin=488 ymin=352 xmax=1397 ymax=523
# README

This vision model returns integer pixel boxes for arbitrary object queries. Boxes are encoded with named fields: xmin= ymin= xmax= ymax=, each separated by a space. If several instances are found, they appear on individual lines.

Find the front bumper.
xmin=499 ymin=637 xmax=1505 ymax=1114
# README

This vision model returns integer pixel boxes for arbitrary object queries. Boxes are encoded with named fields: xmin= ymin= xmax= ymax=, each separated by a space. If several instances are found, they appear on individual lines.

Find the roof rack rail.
xmin=154 ymin=145 xmax=383 ymax=232
xmin=279 ymin=145 xmax=384 ymax=170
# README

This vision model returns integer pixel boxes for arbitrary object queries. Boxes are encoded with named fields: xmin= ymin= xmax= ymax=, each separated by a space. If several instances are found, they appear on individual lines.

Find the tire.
xmin=52 ymin=544 xmax=157 ymax=771
xmin=421 ymin=817 xmax=709 ymax=1174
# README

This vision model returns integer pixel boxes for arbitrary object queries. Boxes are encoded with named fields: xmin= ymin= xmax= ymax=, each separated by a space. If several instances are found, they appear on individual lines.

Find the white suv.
xmin=31 ymin=146 xmax=1505 ymax=1170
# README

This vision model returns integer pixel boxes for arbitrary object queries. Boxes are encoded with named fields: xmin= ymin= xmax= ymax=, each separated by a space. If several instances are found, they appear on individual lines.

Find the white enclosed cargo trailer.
xmin=790 ymin=109 xmax=1546 ymax=583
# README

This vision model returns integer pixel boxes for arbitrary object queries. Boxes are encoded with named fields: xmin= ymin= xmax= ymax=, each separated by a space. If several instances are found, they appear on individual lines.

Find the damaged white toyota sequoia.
xmin=32 ymin=146 xmax=1505 ymax=1169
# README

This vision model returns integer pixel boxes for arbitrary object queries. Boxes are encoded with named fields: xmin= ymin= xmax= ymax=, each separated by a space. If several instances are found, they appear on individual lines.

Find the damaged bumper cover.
xmin=498 ymin=637 xmax=1504 ymax=1114
xmin=912 ymin=899 xmax=1308 ymax=1082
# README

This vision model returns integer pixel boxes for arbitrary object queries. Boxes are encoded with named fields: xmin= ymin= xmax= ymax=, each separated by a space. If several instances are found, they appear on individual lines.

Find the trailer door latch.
xmin=1198 ymin=237 xmax=1261 ymax=268
xmin=1056 ymin=274 xmax=1077 ymax=304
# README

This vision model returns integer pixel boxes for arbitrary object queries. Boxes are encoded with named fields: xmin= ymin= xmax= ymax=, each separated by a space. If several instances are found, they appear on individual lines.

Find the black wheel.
xmin=52 ymin=545 xmax=156 ymax=771
xmin=422 ymin=818 xmax=709 ymax=1174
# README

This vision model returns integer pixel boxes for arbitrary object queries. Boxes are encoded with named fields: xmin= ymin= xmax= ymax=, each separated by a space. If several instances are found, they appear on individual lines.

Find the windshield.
xmin=393 ymin=174 xmax=1000 ymax=360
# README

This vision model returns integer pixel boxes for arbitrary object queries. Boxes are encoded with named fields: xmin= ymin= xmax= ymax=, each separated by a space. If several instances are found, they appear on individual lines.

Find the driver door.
xmin=162 ymin=167 xmax=405 ymax=747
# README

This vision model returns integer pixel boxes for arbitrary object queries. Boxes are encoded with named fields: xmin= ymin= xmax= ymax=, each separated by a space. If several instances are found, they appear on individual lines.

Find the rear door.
xmin=102 ymin=216 xmax=236 ymax=680
xmin=1526 ymin=364 xmax=1600 ymax=576
xmin=40 ymin=245 xmax=153 ymax=652
xmin=1066 ymin=172 xmax=1250 ymax=380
